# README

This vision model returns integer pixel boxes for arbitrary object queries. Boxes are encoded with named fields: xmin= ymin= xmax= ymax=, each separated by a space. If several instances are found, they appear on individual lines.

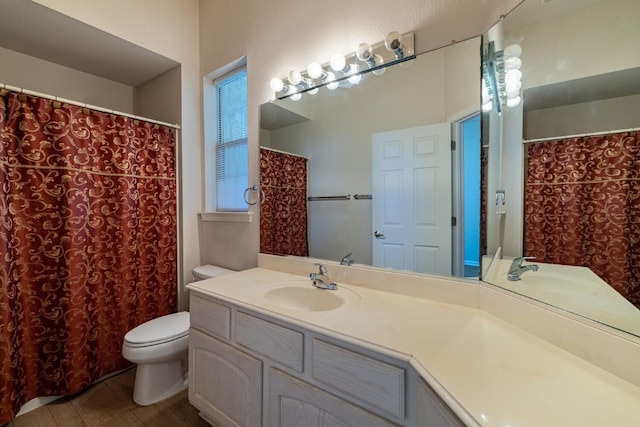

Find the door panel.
xmin=372 ymin=123 xmax=452 ymax=275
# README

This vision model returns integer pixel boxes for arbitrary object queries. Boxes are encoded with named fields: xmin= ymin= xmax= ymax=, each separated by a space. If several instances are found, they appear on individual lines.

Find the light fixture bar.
xmin=270 ymin=32 xmax=415 ymax=100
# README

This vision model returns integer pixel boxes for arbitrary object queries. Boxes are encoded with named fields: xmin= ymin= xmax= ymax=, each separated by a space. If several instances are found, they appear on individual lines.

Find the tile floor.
xmin=6 ymin=368 xmax=212 ymax=427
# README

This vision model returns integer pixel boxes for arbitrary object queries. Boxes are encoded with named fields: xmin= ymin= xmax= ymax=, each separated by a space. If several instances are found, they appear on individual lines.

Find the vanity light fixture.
xmin=269 ymin=31 xmax=415 ymax=100
xmin=384 ymin=31 xmax=404 ymax=59
xmin=482 ymin=41 xmax=523 ymax=113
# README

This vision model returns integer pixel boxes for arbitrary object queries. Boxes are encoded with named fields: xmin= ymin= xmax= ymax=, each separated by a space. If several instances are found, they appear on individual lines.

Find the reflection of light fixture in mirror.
xmin=384 ymin=31 xmax=404 ymax=59
xmin=270 ymin=31 xmax=415 ymax=100
xmin=372 ymin=54 xmax=386 ymax=75
xmin=290 ymin=93 xmax=302 ymax=101
xmin=308 ymin=88 xmax=319 ymax=95
xmin=482 ymin=41 xmax=523 ymax=113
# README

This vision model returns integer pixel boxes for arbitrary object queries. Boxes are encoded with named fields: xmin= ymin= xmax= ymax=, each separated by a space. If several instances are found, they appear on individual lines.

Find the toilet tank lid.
xmin=193 ymin=264 xmax=236 ymax=279
xmin=125 ymin=311 xmax=190 ymax=345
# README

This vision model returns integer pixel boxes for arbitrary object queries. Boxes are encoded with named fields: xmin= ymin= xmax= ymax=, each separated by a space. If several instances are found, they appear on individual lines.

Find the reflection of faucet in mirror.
xmin=340 ymin=252 xmax=354 ymax=266
xmin=310 ymin=263 xmax=338 ymax=290
xmin=507 ymin=257 xmax=539 ymax=281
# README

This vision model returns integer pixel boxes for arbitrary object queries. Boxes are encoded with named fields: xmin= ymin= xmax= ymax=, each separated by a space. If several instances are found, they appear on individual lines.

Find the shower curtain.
xmin=0 ymin=91 xmax=177 ymax=423
xmin=259 ymin=148 xmax=308 ymax=257
xmin=524 ymin=131 xmax=640 ymax=309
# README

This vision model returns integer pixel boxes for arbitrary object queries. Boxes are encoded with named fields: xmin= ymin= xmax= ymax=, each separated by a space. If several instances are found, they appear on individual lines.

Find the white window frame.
xmin=201 ymin=57 xmax=252 ymax=222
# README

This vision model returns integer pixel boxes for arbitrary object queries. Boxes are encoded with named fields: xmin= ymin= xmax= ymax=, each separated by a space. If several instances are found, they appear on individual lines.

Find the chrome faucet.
xmin=507 ymin=256 xmax=539 ymax=281
xmin=340 ymin=252 xmax=354 ymax=266
xmin=310 ymin=263 xmax=338 ymax=290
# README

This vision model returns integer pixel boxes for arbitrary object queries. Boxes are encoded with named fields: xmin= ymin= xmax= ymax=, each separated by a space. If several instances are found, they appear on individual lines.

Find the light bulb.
xmin=504 ymin=56 xmax=522 ymax=71
xmin=482 ymin=101 xmax=493 ymax=112
xmin=481 ymin=81 xmax=490 ymax=104
xmin=506 ymin=96 xmax=521 ymax=108
xmin=505 ymin=79 xmax=521 ymax=94
xmin=269 ymin=77 xmax=284 ymax=92
xmin=356 ymin=42 xmax=373 ymax=62
xmin=348 ymin=73 xmax=361 ymax=84
xmin=505 ymin=69 xmax=522 ymax=85
xmin=372 ymin=54 xmax=386 ymax=75
xmin=504 ymin=44 xmax=522 ymax=59
xmin=307 ymin=62 xmax=325 ymax=79
xmin=327 ymin=80 xmax=339 ymax=90
xmin=308 ymin=88 xmax=319 ymax=95
xmin=288 ymin=70 xmax=302 ymax=85
xmin=330 ymin=54 xmax=347 ymax=72
xmin=291 ymin=93 xmax=302 ymax=101
xmin=384 ymin=31 xmax=404 ymax=58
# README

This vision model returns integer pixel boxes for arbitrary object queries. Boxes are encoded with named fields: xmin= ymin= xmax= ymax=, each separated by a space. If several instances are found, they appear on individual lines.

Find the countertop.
xmin=188 ymin=267 xmax=640 ymax=427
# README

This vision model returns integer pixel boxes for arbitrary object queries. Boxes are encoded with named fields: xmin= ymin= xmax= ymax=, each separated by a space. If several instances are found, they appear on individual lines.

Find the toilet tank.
xmin=192 ymin=264 xmax=236 ymax=282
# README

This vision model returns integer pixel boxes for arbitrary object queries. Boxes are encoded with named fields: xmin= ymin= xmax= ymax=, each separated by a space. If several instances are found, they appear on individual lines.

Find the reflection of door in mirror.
xmin=482 ymin=0 xmax=640 ymax=337
xmin=371 ymin=123 xmax=452 ymax=275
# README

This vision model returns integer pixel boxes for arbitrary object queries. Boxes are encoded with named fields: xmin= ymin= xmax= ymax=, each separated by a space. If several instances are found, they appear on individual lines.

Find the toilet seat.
xmin=124 ymin=311 xmax=190 ymax=348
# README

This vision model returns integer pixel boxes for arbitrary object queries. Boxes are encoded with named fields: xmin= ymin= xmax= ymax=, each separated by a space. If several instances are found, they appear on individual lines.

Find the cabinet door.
xmin=415 ymin=378 xmax=465 ymax=427
xmin=268 ymin=368 xmax=399 ymax=427
xmin=189 ymin=329 xmax=262 ymax=427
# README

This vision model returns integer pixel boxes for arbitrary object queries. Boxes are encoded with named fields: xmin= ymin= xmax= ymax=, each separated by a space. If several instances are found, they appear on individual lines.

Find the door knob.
xmin=374 ymin=230 xmax=385 ymax=238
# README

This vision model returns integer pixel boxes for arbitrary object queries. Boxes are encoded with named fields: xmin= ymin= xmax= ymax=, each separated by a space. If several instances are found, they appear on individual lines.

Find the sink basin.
xmin=263 ymin=285 xmax=347 ymax=312
xmin=515 ymin=272 xmax=603 ymax=295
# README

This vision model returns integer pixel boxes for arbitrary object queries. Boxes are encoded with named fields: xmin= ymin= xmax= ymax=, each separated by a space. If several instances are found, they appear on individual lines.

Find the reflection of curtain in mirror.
xmin=0 ymin=91 xmax=177 ymax=423
xmin=259 ymin=148 xmax=308 ymax=257
xmin=524 ymin=131 xmax=640 ymax=309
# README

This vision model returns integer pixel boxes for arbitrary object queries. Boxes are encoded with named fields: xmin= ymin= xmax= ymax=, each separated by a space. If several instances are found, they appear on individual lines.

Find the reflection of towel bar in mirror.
xmin=307 ymin=194 xmax=372 ymax=201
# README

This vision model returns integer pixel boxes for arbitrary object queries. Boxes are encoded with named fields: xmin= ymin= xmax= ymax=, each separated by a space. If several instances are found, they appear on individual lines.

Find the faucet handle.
xmin=314 ymin=263 xmax=328 ymax=276
xmin=340 ymin=252 xmax=354 ymax=266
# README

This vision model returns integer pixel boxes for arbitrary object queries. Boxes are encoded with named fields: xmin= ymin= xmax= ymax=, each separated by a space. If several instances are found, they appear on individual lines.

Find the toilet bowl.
xmin=122 ymin=264 xmax=236 ymax=406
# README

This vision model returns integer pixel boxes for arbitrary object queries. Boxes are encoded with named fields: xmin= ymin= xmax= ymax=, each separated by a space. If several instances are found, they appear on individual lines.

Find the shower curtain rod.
xmin=260 ymin=146 xmax=309 ymax=160
xmin=523 ymin=126 xmax=640 ymax=144
xmin=0 ymin=82 xmax=180 ymax=130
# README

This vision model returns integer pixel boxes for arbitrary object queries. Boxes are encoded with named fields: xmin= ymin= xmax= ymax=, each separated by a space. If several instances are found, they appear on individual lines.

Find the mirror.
xmin=481 ymin=0 xmax=640 ymax=337
xmin=260 ymin=37 xmax=481 ymax=278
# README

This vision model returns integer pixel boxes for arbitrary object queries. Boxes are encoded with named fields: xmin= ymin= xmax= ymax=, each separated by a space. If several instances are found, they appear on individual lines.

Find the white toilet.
xmin=122 ymin=264 xmax=236 ymax=405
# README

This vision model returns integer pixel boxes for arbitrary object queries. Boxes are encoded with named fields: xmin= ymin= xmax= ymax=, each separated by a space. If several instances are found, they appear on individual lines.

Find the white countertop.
xmin=188 ymin=268 xmax=640 ymax=427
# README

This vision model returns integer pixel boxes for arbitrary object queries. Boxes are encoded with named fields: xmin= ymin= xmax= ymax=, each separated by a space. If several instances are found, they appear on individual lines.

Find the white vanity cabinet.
xmin=188 ymin=290 xmax=465 ymax=427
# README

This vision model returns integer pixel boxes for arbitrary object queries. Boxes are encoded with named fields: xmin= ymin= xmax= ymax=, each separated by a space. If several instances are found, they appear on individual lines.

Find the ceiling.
xmin=0 ymin=0 xmax=178 ymax=87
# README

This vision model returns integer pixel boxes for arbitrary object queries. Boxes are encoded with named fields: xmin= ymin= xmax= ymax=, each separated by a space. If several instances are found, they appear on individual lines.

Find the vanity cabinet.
xmin=269 ymin=367 xmax=397 ymax=426
xmin=188 ymin=290 xmax=465 ymax=427
xmin=189 ymin=329 xmax=262 ymax=427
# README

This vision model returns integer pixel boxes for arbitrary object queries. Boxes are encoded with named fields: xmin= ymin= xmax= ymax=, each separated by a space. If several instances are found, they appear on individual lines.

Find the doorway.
xmin=453 ymin=114 xmax=481 ymax=278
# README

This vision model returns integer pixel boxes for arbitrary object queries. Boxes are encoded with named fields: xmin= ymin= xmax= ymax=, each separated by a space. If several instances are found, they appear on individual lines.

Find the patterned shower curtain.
xmin=0 ymin=91 xmax=177 ymax=423
xmin=259 ymin=148 xmax=308 ymax=257
xmin=524 ymin=131 xmax=640 ymax=309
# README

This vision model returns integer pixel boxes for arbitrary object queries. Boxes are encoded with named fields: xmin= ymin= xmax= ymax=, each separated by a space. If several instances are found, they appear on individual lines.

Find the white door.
xmin=372 ymin=123 xmax=452 ymax=275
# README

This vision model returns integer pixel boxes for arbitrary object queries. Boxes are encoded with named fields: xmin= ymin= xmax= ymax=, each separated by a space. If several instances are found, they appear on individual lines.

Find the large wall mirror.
xmin=259 ymin=37 xmax=481 ymax=279
xmin=481 ymin=0 xmax=640 ymax=338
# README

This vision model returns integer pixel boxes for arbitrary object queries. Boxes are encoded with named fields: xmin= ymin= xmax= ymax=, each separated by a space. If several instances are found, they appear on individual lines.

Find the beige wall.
xmin=0 ymin=46 xmax=135 ymax=112
xmin=506 ymin=0 xmax=640 ymax=89
xmin=198 ymin=0 xmax=520 ymax=271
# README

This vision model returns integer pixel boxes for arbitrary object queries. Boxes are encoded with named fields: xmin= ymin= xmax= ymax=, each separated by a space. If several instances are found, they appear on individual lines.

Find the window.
xmin=213 ymin=68 xmax=248 ymax=212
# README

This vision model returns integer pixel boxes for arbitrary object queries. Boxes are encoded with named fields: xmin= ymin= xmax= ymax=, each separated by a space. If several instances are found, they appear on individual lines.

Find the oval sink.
xmin=516 ymin=272 xmax=602 ymax=295
xmin=264 ymin=286 xmax=346 ymax=312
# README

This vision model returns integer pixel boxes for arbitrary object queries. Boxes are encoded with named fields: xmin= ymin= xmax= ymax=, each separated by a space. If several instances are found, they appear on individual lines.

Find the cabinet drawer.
xmin=190 ymin=294 xmax=231 ymax=340
xmin=311 ymin=339 xmax=405 ymax=420
xmin=235 ymin=311 xmax=303 ymax=372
